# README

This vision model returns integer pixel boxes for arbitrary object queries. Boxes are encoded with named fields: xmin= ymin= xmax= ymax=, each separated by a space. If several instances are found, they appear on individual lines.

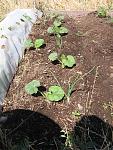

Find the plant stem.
xmin=39 ymin=91 xmax=46 ymax=99
xmin=49 ymin=70 xmax=69 ymax=100
xmin=67 ymin=66 xmax=96 ymax=99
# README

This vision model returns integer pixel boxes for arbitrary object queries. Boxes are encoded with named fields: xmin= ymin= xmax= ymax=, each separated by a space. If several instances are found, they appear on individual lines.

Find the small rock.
xmin=110 ymin=73 xmax=113 ymax=78
xmin=78 ymin=104 xmax=83 ymax=111
xmin=110 ymin=66 xmax=113 ymax=69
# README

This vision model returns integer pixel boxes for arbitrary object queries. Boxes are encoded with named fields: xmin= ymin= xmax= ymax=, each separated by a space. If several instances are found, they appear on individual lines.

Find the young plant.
xmin=61 ymin=130 xmax=74 ymax=149
xmin=47 ymin=17 xmax=68 ymax=48
xmin=48 ymin=52 xmax=76 ymax=68
xmin=72 ymin=110 xmax=81 ymax=118
xmin=97 ymin=6 xmax=107 ymax=18
xmin=34 ymin=38 xmax=45 ymax=49
xmin=25 ymin=80 xmax=41 ymax=95
xmin=24 ymin=39 xmax=34 ymax=49
xmin=25 ymin=80 xmax=64 ymax=102
xmin=67 ymin=66 xmax=95 ymax=100
xmin=45 ymin=85 xmax=65 ymax=102
xmin=49 ymin=13 xmax=64 ymax=22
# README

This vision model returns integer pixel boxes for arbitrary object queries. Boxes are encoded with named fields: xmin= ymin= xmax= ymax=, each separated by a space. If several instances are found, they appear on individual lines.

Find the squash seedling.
xmin=49 ymin=13 xmax=64 ymax=21
xmin=25 ymin=80 xmax=64 ymax=102
xmin=48 ymin=52 xmax=76 ymax=68
xmin=34 ymin=38 xmax=45 ymax=50
xmin=45 ymin=85 xmax=65 ymax=102
xmin=24 ymin=38 xmax=45 ymax=50
xmin=25 ymin=80 xmax=41 ymax=95
xmin=24 ymin=39 xmax=34 ymax=49
xmin=47 ymin=17 xmax=68 ymax=48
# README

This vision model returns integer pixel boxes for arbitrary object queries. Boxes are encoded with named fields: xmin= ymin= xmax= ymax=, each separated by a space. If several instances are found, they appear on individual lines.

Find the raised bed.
xmin=1 ymin=11 xmax=113 ymax=149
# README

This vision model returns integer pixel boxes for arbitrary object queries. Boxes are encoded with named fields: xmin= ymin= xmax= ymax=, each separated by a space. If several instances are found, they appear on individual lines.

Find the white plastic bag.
xmin=0 ymin=9 xmax=42 ymax=104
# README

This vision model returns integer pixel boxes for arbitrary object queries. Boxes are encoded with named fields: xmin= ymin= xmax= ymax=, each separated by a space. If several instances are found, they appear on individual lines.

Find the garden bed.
xmin=2 ymin=12 xmax=113 ymax=149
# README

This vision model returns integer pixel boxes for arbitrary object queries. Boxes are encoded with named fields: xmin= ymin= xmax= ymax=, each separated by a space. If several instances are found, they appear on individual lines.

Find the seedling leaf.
xmin=47 ymin=27 xmax=54 ymax=34
xmin=72 ymin=110 xmax=81 ymax=117
xmin=24 ymin=39 xmax=34 ymax=48
xmin=60 ymin=54 xmax=76 ymax=68
xmin=48 ymin=52 xmax=58 ymax=61
xmin=57 ymin=15 xmax=64 ymax=21
xmin=59 ymin=27 xmax=68 ymax=34
xmin=35 ymin=39 xmax=45 ymax=48
xmin=53 ymin=20 xmax=62 ymax=27
xmin=25 ymin=80 xmax=40 ymax=95
xmin=45 ymin=85 xmax=64 ymax=101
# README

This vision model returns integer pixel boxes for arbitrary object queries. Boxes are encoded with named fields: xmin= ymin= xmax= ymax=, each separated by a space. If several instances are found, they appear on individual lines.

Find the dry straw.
xmin=0 ymin=0 xmax=113 ymax=19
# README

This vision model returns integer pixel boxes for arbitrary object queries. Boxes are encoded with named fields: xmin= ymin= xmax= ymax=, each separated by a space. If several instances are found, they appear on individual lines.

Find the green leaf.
xmin=97 ymin=6 xmax=107 ymax=18
xmin=34 ymin=39 xmax=45 ymax=48
xmin=57 ymin=15 xmax=64 ymax=21
xmin=25 ymin=80 xmax=40 ymax=95
xmin=59 ymin=27 xmax=68 ymax=34
xmin=45 ymin=85 xmax=64 ymax=101
xmin=53 ymin=20 xmax=62 ymax=27
xmin=48 ymin=52 xmax=58 ymax=61
xmin=72 ymin=110 xmax=81 ymax=117
xmin=54 ymin=26 xmax=61 ymax=34
xmin=60 ymin=54 xmax=76 ymax=68
xmin=47 ymin=27 xmax=54 ymax=34
xmin=24 ymin=39 xmax=34 ymax=48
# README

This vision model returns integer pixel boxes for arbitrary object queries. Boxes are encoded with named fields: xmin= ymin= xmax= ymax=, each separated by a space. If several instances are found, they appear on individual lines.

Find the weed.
xmin=66 ymin=66 xmax=95 ymax=101
xmin=97 ymin=6 xmax=110 ymax=18
xmin=49 ymin=67 xmax=95 ymax=102
xmin=61 ymin=130 xmax=74 ymax=149
xmin=103 ymin=102 xmax=113 ymax=117
xmin=72 ymin=110 xmax=82 ymax=118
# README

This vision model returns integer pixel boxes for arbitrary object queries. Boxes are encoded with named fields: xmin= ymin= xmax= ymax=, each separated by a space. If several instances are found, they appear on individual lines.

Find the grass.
xmin=0 ymin=0 xmax=113 ymax=20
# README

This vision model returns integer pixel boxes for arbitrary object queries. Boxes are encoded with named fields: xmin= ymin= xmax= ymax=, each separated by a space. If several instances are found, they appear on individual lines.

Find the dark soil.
xmin=2 ymin=12 xmax=113 ymax=149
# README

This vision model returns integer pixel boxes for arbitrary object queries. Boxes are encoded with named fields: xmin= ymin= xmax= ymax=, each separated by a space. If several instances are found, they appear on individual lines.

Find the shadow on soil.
xmin=0 ymin=109 xmax=66 ymax=150
xmin=0 ymin=110 xmax=113 ymax=150
xmin=74 ymin=115 xmax=113 ymax=150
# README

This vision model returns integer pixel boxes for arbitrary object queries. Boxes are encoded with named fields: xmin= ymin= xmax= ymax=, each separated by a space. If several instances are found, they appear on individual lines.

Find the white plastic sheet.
xmin=0 ymin=9 xmax=42 ymax=104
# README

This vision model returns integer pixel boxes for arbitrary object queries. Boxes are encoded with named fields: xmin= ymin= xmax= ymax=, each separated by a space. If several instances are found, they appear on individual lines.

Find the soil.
xmin=2 ymin=12 xmax=113 ymax=149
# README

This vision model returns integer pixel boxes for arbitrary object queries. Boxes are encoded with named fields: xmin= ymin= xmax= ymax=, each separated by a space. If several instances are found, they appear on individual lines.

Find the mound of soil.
xmin=3 ymin=12 xmax=113 ymax=149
